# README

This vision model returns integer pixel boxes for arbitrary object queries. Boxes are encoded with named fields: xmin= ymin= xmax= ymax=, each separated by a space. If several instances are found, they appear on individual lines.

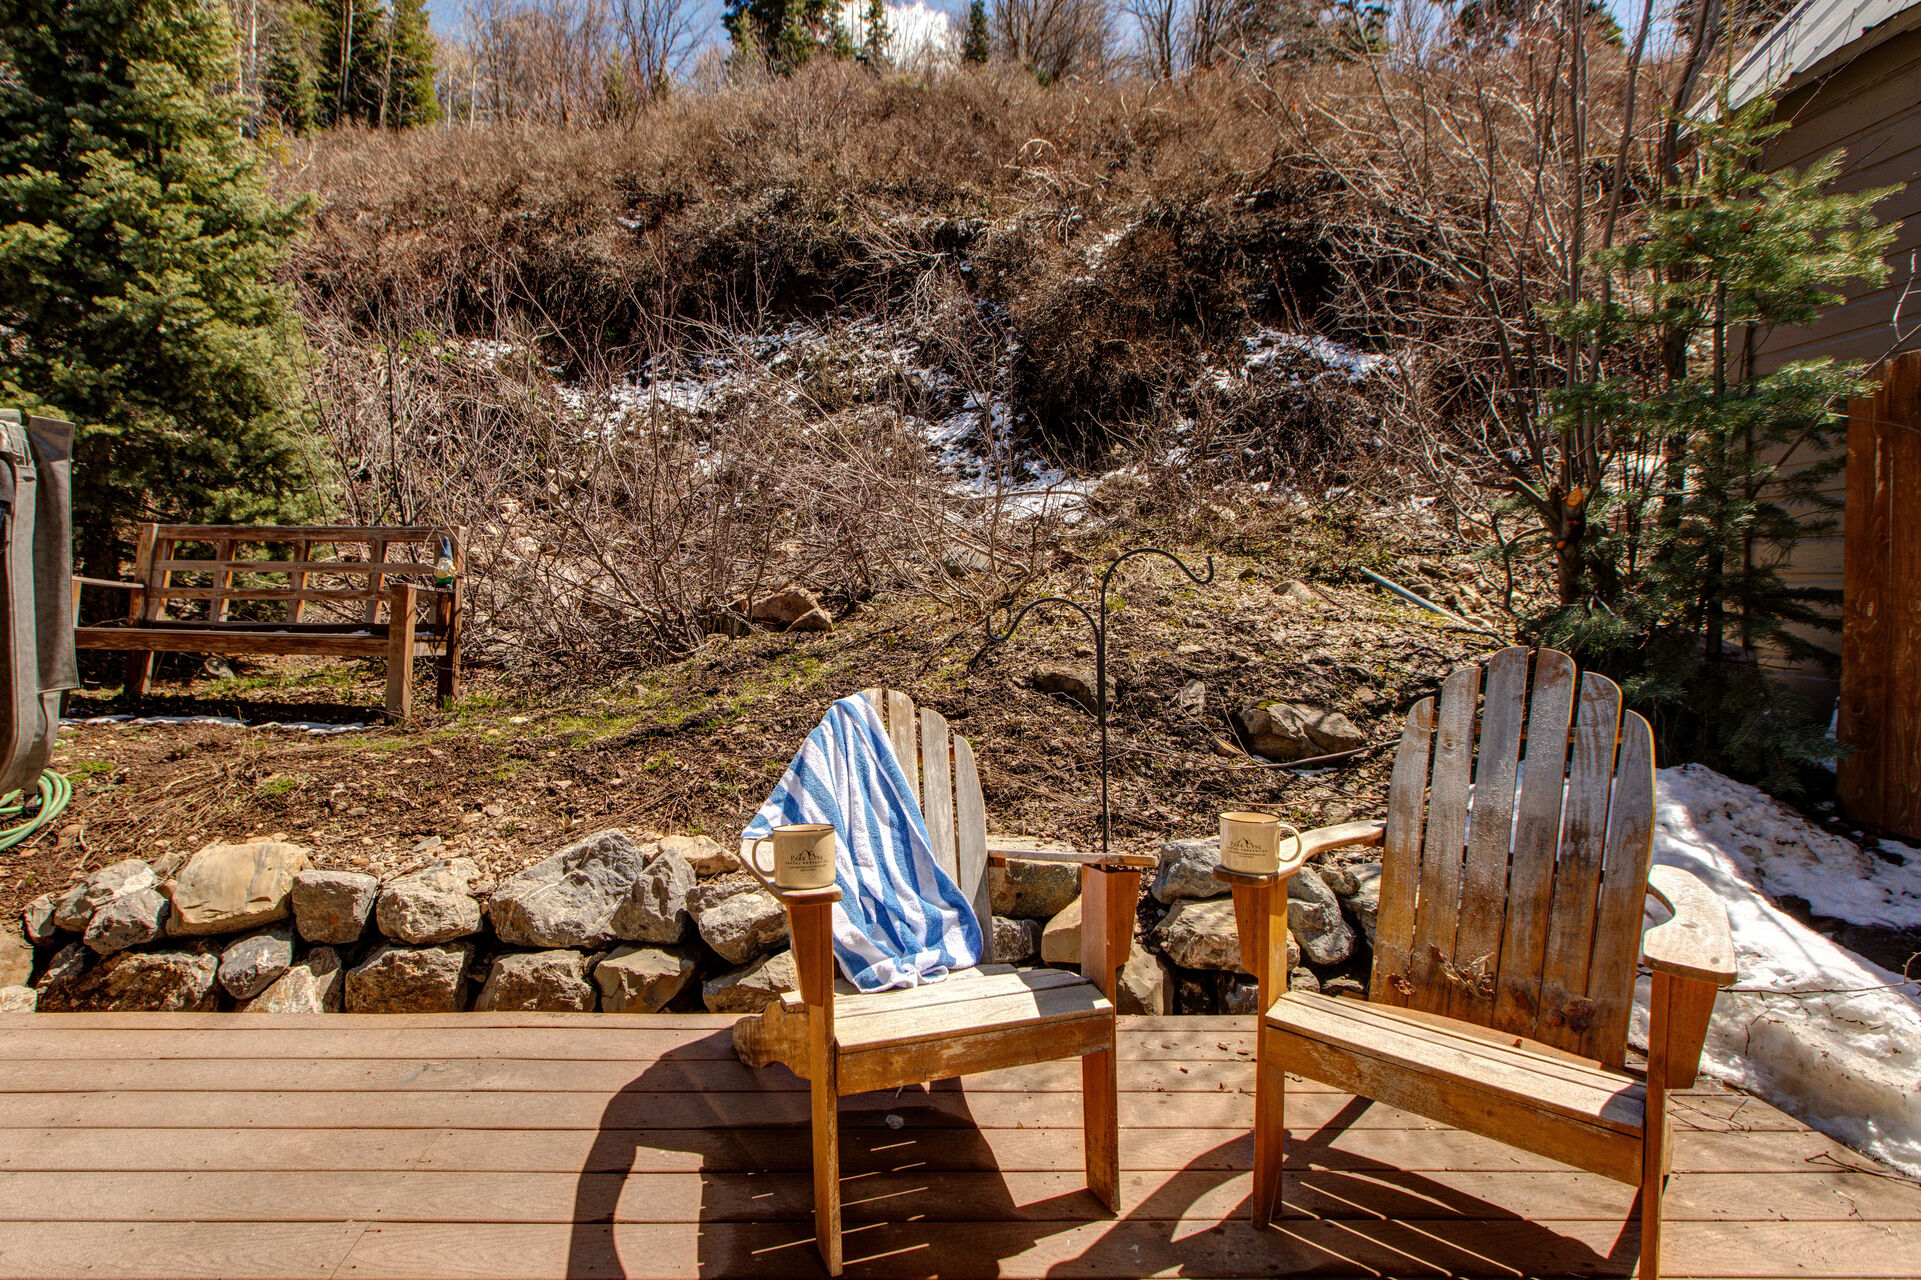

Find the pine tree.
xmin=725 ymin=0 xmax=835 ymax=73
xmin=962 ymin=0 xmax=990 ymax=63
xmin=859 ymin=0 xmax=889 ymax=66
xmin=0 ymin=0 xmax=320 ymax=587
xmin=315 ymin=0 xmax=387 ymax=126
xmin=261 ymin=23 xmax=320 ymax=132
xmin=380 ymin=0 xmax=439 ymax=129
xmin=1520 ymin=101 xmax=1897 ymax=788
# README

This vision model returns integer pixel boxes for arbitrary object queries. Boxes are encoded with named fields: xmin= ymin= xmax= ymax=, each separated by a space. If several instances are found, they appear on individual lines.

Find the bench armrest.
xmin=1643 ymin=864 xmax=1737 ymax=986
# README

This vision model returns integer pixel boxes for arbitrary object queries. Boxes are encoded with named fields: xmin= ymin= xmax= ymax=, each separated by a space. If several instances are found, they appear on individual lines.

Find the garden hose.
xmin=0 ymin=769 xmax=71 ymax=852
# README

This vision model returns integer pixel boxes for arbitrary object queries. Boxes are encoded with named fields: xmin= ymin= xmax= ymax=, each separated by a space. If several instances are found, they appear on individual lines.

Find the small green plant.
xmin=1513 ymin=100 xmax=1895 ymax=790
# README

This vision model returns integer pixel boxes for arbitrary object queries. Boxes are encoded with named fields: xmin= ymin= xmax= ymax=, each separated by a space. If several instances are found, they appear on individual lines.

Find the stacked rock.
xmin=7 ymin=829 xmax=803 ymax=1016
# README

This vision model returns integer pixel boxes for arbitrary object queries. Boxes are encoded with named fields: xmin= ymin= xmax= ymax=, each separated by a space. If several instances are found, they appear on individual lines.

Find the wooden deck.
xmin=1 ymin=1013 xmax=1917 ymax=1279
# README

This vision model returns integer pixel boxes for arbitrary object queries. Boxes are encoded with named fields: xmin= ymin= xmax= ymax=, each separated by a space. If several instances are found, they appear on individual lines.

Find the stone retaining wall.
xmin=1 ymin=827 xmax=1381 ymax=1015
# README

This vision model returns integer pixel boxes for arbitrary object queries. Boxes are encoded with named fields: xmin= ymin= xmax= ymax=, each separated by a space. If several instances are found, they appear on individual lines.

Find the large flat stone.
xmin=218 ymin=926 xmax=296 ymax=999
xmin=1287 ymin=866 xmax=1354 ymax=966
xmin=0 ymin=985 xmax=37 ymax=1012
xmin=488 ymin=830 xmax=655 ymax=949
xmin=1157 ymin=898 xmax=1245 ymax=971
xmin=375 ymin=860 xmax=482 ymax=944
xmin=703 ymin=949 xmax=797 ymax=1014
xmin=54 ymin=860 xmax=157 ymax=932
xmin=596 ymin=945 xmax=697 ymax=1014
xmin=990 ymin=916 xmax=1041 ymax=965
xmin=21 ymin=894 xmax=58 ymax=946
xmin=1151 ymin=837 xmax=1227 ymax=904
xmin=292 ymin=870 xmax=379 ymax=945
xmin=83 ymin=887 xmax=170 ymax=955
xmin=37 ymin=948 xmax=218 ymax=1012
xmin=0 ymin=919 xmax=34 ymax=988
xmin=475 ymin=950 xmax=598 ymax=1012
xmin=689 ymin=880 xmax=788 ymax=965
xmin=609 ymin=846 xmax=695 ymax=944
xmin=240 ymin=947 xmax=345 ymax=1013
xmin=1040 ymin=897 xmax=1082 ymax=965
xmin=168 ymin=842 xmax=309 ymax=937
xmin=988 ymin=858 xmax=1080 ymax=920
xmin=347 ymin=941 xmax=474 ymax=1013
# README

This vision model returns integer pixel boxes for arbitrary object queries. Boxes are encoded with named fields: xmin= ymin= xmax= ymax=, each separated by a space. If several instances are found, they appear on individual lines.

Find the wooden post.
xmin=1840 ymin=351 xmax=1921 ymax=838
xmin=209 ymin=538 xmax=234 ymax=623
xmin=287 ymin=538 xmax=311 ymax=624
xmin=384 ymin=583 xmax=416 ymax=722
xmin=123 ymin=524 xmax=161 ymax=698
xmin=1077 ymin=866 xmax=1131 ymax=1212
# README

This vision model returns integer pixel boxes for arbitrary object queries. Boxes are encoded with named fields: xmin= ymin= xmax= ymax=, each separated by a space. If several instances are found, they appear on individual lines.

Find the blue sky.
xmin=422 ymin=0 xmax=1642 ymax=63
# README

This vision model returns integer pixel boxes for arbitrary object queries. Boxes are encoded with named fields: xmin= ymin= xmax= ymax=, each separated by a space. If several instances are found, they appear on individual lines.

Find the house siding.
xmin=1749 ymin=23 xmax=1921 ymax=703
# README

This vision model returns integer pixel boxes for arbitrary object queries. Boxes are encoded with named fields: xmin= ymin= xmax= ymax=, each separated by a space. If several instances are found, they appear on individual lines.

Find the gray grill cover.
xmin=1 ymin=408 xmax=77 ymax=796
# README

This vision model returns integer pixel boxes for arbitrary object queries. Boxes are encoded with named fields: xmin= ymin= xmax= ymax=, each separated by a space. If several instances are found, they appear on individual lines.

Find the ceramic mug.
xmin=1219 ymin=811 xmax=1301 ymax=875
xmin=749 ymin=823 xmax=838 ymax=891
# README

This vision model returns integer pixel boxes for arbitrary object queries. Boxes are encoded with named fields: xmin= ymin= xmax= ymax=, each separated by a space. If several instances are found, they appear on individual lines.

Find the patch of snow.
xmin=65 ymin=714 xmax=372 ymax=736
xmin=1639 ymin=763 xmax=1921 ymax=1176
xmin=1241 ymin=328 xmax=1395 ymax=384
xmin=1660 ymin=764 xmax=1921 ymax=929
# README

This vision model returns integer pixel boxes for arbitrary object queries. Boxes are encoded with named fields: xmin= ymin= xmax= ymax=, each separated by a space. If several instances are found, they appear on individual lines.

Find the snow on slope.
xmin=1636 ymin=764 xmax=1921 ymax=1176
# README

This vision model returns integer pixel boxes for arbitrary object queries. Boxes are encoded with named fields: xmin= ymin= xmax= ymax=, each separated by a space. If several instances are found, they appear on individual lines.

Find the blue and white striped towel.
xmin=742 ymin=695 xmax=983 ymax=992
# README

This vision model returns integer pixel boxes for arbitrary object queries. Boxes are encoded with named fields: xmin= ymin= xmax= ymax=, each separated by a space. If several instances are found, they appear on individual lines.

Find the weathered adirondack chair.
xmin=733 ymin=688 xmax=1153 ymax=1276
xmin=1218 ymin=647 xmax=1736 ymax=1280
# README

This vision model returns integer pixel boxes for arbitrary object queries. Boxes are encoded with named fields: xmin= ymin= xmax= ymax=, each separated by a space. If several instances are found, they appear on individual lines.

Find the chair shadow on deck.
xmin=565 ymin=1030 xmax=1103 ymax=1279
xmin=1044 ymin=1096 xmax=1646 ymax=1280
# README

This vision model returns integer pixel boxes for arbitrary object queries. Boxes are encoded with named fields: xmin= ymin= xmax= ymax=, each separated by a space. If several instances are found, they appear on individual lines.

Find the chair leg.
xmin=811 ymin=1069 xmax=842 ymax=1276
xmin=1638 ymin=1101 xmax=1669 ymax=1280
xmin=1082 ymin=1047 xmax=1120 ymax=1211
xmin=1252 ymin=1056 xmax=1286 ymax=1227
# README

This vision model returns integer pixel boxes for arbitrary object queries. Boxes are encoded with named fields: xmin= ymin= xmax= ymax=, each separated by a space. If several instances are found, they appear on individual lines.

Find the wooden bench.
xmin=73 ymin=524 xmax=463 ymax=720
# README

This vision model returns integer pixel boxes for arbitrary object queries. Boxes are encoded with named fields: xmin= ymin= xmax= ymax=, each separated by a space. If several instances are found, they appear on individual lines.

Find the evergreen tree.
xmin=261 ymin=22 xmax=320 ymax=132
xmin=0 ymin=0 xmax=320 ymax=586
xmin=725 ymin=0 xmax=835 ymax=73
xmin=859 ymin=0 xmax=889 ymax=65
xmin=961 ymin=0 xmax=989 ymax=63
xmin=380 ymin=0 xmax=439 ymax=128
xmin=315 ymin=0 xmax=386 ymax=126
xmin=1516 ymin=101 xmax=1896 ymax=788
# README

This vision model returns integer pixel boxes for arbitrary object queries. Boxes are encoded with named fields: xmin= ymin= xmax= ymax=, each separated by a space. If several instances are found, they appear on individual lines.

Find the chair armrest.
xmin=74 ymin=576 xmax=145 ymax=591
xmin=1298 ymin=819 xmax=1386 ymax=861
xmin=1643 ymin=864 xmax=1737 ymax=987
xmin=986 ymin=836 xmax=1156 ymax=870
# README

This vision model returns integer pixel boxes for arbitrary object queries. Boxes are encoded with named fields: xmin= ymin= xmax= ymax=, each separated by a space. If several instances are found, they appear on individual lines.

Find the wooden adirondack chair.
xmin=732 ymin=688 xmax=1154 ymax=1276
xmin=1218 ymin=647 xmax=1736 ymax=1280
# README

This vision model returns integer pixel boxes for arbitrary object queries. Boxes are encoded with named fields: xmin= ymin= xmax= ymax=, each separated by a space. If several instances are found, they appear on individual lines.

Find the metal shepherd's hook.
xmin=985 ymin=547 xmax=1216 ymax=860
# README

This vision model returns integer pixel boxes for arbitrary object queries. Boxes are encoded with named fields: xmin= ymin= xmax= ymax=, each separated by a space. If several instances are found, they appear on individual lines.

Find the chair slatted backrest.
xmin=1370 ymin=646 xmax=1656 ymax=1067
xmin=860 ymin=688 xmax=992 ymax=939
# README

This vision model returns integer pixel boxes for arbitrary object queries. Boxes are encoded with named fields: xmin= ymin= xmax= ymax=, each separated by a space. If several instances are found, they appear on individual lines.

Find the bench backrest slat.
xmin=129 ymin=524 xmax=459 ymax=629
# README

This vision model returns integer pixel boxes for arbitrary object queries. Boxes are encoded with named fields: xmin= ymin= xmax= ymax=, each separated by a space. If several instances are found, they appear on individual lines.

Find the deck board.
xmin=0 ymin=1013 xmax=1914 ymax=1280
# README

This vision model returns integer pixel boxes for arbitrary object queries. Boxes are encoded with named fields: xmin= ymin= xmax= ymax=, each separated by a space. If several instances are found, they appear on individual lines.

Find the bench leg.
xmin=435 ymin=644 xmax=460 ymax=710
xmin=385 ymin=585 xmax=417 ymax=723
xmin=124 ymin=651 xmax=153 ymax=699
